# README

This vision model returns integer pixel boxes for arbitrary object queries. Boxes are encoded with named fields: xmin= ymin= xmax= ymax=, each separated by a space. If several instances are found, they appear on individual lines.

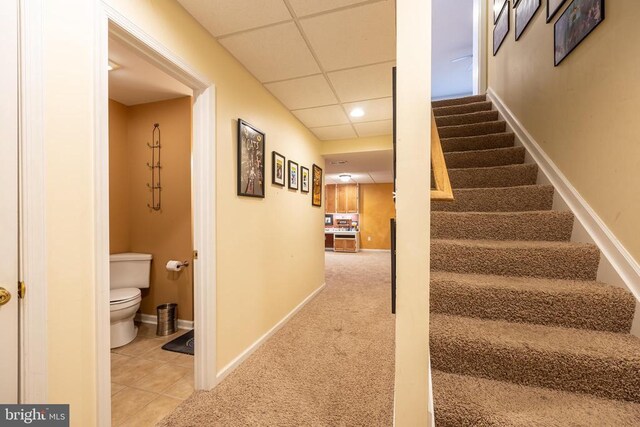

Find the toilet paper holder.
xmin=166 ymin=260 xmax=190 ymax=271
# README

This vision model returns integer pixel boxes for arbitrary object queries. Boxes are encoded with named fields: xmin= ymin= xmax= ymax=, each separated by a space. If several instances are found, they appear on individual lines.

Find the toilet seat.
xmin=110 ymin=288 xmax=141 ymax=305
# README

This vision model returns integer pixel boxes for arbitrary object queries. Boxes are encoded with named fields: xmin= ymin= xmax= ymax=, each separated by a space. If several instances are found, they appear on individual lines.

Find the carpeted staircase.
xmin=429 ymin=94 xmax=640 ymax=425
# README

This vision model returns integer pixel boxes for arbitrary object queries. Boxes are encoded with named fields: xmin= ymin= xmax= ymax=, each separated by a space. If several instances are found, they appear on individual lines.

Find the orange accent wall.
xmin=109 ymin=97 xmax=194 ymax=321
xmin=359 ymin=183 xmax=395 ymax=250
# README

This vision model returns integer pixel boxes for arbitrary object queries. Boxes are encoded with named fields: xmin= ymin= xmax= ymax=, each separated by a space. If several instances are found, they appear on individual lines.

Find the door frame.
xmin=472 ymin=0 xmax=488 ymax=95
xmin=95 ymin=3 xmax=217 ymax=426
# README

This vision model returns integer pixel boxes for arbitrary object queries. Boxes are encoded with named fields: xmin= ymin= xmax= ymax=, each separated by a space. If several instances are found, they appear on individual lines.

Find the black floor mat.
xmin=161 ymin=329 xmax=194 ymax=355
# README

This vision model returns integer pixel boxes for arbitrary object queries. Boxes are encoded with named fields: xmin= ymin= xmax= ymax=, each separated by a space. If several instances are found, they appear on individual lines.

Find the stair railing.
xmin=431 ymin=111 xmax=454 ymax=201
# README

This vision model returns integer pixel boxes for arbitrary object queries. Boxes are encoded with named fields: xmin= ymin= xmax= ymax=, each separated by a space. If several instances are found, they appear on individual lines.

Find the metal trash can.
xmin=156 ymin=303 xmax=178 ymax=336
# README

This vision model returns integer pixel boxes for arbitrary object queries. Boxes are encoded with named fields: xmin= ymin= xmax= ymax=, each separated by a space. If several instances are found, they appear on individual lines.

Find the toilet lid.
xmin=110 ymin=288 xmax=141 ymax=304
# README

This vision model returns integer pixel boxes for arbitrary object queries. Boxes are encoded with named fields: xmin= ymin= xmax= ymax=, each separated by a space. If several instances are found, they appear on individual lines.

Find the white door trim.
xmin=18 ymin=0 xmax=48 ymax=404
xmin=472 ymin=0 xmax=488 ymax=95
xmin=95 ymin=3 xmax=217 ymax=426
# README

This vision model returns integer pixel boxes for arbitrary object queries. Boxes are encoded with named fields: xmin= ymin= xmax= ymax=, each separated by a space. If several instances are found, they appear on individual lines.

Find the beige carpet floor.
xmin=159 ymin=251 xmax=395 ymax=427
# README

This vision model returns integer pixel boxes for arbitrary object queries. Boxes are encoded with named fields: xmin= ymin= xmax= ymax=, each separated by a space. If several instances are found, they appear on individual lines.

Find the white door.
xmin=0 ymin=0 xmax=20 ymax=404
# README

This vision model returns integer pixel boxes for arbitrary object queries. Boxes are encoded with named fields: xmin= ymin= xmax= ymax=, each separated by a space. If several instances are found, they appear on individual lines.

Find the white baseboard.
xmin=135 ymin=312 xmax=194 ymax=330
xmin=487 ymin=88 xmax=640 ymax=303
xmin=216 ymin=282 xmax=326 ymax=383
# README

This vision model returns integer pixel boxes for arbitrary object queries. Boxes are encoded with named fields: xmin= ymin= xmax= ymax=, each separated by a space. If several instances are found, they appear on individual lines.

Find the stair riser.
xmin=435 ymin=111 xmax=499 ymax=127
xmin=432 ymin=186 xmax=554 ymax=213
xmin=432 ymin=94 xmax=487 ymax=108
xmin=431 ymin=242 xmax=600 ymax=280
xmin=448 ymin=164 xmax=538 ymax=189
xmin=444 ymin=147 xmax=525 ymax=169
xmin=430 ymin=336 xmax=640 ymax=403
xmin=431 ymin=212 xmax=574 ymax=241
xmin=439 ymin=122 xmax=507 ymax=139
xmin=431 ymin=281 xmax=635 ymax=333
xmin=442 ymin=133 xmax=514 ymax=152
xmin=434 ymin=102 xmax=493 ymax=117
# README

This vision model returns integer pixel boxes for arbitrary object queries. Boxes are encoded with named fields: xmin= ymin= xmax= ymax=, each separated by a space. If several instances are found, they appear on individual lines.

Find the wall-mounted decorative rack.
xmin=147 ymin=123 xmax=162 ymax=211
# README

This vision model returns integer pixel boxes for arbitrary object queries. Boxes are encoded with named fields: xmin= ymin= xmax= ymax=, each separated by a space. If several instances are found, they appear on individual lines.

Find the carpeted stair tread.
xmin=432 ymin=94 xmax=487 ymax=108
xmin=444 ymin=147 xmax=526 ymax=169
xmin=432 ymin=371 xmax=640 ymax=427
xmin=430 ymin=313 xmax=640 ymax=402
xmin=435 ymin=110 xmax=499 ymax=127
xmin=439 ymin=121 xmax=507 ymax=139
xmin=432 ymin=185 xmax=554 ymax=213
xmin=448 ymin=164 xmax=538 ymax=189
xmin=433 ymin=101 xmax=493 ymax=117
xmin=441 ymin=132 xmax=514 ymax=152
xmin=431 ymin=239 xmax=600 ymax=280
xmin=431 ymin=211 xmax=574 ymax=241
xmin=430 ymin=271 xmax=635 ymax=332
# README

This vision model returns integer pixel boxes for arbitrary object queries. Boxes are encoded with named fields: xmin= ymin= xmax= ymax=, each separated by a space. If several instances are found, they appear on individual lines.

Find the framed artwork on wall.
xmin=515 ymin=0 xmax=541 ymax=41
xmin=493 ymin=0 xmax=507 ymax=23
xmin=237 ymin=119 xmax=265 ymax=198
xmin=547 ymin=0 xmax=568 ymax=22
xmin=493 ymin=1 xmax=509 ymax=56
xmin=272 ymin=151 xmax=285 ymax=186
xmin=301 ymin=166 xmax=310 ymax=193
xmin=554 ymin=0 xmax=604 ymax=66
xmin=288 ymin=160 xmax=299 ymax=190
xmin=312 ymin=164 xmax=323 ymax=207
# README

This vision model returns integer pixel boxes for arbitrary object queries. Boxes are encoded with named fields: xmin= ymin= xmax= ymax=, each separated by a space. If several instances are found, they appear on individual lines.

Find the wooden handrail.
xmin=430 ymin=112 xmax=454 ymax=201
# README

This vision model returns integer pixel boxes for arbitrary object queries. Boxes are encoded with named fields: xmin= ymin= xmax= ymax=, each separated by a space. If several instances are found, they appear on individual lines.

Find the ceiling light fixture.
xmin=339 ymin=174 xmax=351 ymax=183
xmin=349 ymin=108 xmax=365 ymax=118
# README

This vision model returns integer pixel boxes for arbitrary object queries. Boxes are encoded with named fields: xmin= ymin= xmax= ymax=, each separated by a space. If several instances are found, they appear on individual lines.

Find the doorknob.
xmin=0 ymin=287 xmax=11 ymax=306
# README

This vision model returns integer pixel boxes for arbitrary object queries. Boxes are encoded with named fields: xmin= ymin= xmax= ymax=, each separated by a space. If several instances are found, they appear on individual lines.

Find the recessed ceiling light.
xmin=350 ymin=108 xmax=365 ymax=118
xmin=108 ymin=60 xmax=121 ymax=71
xmin=339 ymin=174 xmax=351 ymax=183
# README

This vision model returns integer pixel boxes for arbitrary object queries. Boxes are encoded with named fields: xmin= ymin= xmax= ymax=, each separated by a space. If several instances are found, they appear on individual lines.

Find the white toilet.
xmin=110 ymin=252 xmax=152 ymax=348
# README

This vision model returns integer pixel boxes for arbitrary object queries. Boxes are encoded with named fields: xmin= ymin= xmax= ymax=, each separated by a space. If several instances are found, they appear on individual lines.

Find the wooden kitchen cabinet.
xmin=345 ymin=184 xmax=358 ymax=212
xmin=326 ymin=183 xmax=358 ymax=213
xmin=325 ymin=185 xmax=336 ymax=213
xmin=336 ymin=185 xmax=348 ymax=212
xmin=334 ymin=235 xmax=358 ymax=252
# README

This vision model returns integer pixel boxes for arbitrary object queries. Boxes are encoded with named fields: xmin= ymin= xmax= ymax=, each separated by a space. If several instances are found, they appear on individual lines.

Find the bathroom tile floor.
xmin=111 ymin=323 xmax=194 ymax=427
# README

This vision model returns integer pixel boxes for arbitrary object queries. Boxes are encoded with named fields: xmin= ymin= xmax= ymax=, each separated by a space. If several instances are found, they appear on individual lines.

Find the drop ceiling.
xmin=324 ymin=150 xmax=393 ymax=184
xmin=177 ymin=0 xmax=396 ymax=141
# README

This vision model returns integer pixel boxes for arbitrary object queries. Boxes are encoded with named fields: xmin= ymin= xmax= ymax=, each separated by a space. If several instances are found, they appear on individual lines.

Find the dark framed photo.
xmin=301 ymin=166 xmax=310 ymax=193
xmin=288 ymin=160 xmax=299 ymax=190
xmin=493 ymin=0 xmax=507 ymax=23
xmin=547 ymin=0 xmax=568 ymax=22
xmin=515 ymin=0 xmax=541 ymax=41
xmin=325 ymin=214 xmax=333 ymax=225
xmin=312 ymin=164 xmax=323 ymax=207
xmin=272 ymin=151 xmax=285 ymax=186
xmin=237 ymin=119 xmax=265 ymax=198
xmin=554 ymin=0 xmax=604 ymax=66
xmin=493 ymin=1 xmax=509 ymax=56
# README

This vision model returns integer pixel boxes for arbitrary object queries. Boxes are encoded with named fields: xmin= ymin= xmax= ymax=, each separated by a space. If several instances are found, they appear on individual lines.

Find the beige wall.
xmin=487 ymin=0 xmax=640 ymax=264
xmin=321 ymin=134 xmax=392 ymax=155
xmin=360 ymin=184 xmax=395 ymax=250
xmin=109 ymin=97 xmax=194 ymax=321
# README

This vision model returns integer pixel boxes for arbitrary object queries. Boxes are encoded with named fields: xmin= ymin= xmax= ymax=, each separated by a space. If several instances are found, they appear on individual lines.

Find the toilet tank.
xmin=110 ymin=253 xmax=152 ymax=289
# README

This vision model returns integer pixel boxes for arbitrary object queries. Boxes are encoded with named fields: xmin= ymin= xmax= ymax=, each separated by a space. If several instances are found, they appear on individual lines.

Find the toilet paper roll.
xmin=166 ymin=260 xmax=183 ymax=272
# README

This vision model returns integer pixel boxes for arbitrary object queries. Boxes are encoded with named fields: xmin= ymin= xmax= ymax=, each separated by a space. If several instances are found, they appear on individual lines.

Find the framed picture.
xmin=237 ymin=119 xmax=265 ymax=198
xmin=272 ymin=151 xmax=285 ymax=186
xmin=493 ymin=1 xmax=509 ymax=56
xmin=547 ymin=0 xmax=568 ymax=22
xmin=554 ymin=0 xmax=604 ymax=66
xmin=312 ymin=164 xmax=323 ymax=207
xmin=515 ymin=0 xmax=541 ymax=41
xmin=493 ymin=0 xmax=507 ymax=23
xmin=325 ymin=214 xmax=333 ymax=225
xmin=288 ymin=160 xmax=299 ymax=190
xmin=301 ymin=166 xmax=310 ymax=193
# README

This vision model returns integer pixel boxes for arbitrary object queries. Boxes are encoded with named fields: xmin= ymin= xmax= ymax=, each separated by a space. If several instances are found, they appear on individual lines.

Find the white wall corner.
xmin=487 ymin=88 xmax=640 ymax=321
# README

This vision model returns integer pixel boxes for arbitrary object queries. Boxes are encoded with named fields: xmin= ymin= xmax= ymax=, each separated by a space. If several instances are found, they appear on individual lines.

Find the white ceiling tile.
xmin=328 ymin=61 xmax=394 ymax=102
xmin=343 ymin=97 xmax=392 ymax=123
xmin=293 ymin=105 xmax=349 ymax=128
xmin=219 ymin=22 xmax=320 ymax=82
xmin=310 ymin=124 xmax=357 ymax=140
xmin=353 ymin=119 xmax=393 ymax=137
xmin=368 ymin=171 xmax=394 ymax=183
xmin=300 ymin=1 xmax=396 ymax=71
xmin=178 ymin=0 xmax=292 ymax=37
xmin=288 ymin=0 xmax=371 ymax=17
xmin=264 ymin=75 xmax=338 ymax=110
xmin=325 ymin=173 xmax=374 ymax=184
